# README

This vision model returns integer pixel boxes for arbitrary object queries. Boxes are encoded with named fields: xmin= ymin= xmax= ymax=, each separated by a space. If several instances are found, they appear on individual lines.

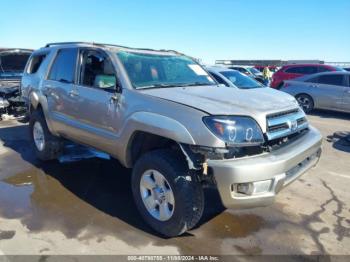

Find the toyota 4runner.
xmin=21 ymin=42 xmax=322 ymax=237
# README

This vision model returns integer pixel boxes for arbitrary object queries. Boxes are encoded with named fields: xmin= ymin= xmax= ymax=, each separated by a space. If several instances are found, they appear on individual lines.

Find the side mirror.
xmin=115 ymin=79 xmax=122 ymax=93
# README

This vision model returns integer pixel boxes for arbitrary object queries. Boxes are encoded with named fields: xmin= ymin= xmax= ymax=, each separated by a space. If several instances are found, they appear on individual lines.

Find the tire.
xmin=295 ymin=94 xmax=314 ymax=113
xmin=131 ymin=149 xmax=204 ymax=237
xmin=29 ymin=109 xmax=63 ymax=161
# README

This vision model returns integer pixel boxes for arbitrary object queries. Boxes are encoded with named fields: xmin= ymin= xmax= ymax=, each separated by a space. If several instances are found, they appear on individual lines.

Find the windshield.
xmin=248 ymin=67 xmax=261 ymax=74
xmin=117 ymin=51 xmax=215 ymax=89
xmin=220 ymin=71 xmax=264 ymax=89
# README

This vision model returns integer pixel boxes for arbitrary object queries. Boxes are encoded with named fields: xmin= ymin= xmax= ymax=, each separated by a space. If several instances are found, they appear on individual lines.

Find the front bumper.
xmin=208 ymin=126 xmax=322 ymax=209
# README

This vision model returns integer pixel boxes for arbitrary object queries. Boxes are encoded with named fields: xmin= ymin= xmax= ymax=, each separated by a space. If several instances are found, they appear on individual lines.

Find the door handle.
xmin=68 ymin=90 xmax=79 ymax=97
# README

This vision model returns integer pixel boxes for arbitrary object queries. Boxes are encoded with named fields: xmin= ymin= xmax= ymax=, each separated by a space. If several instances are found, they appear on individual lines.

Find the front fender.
xmin=118 ymin=111 xmax=196 ymax=167
xmin=125 ymin=111 xmax=195 ymax=145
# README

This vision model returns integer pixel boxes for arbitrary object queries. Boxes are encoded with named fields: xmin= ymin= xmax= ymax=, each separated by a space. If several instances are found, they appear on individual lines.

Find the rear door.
xmin=43 ymin=48 xmax=79 ymax=134
xmin=308 ymin=74 xmax=346 ymax=110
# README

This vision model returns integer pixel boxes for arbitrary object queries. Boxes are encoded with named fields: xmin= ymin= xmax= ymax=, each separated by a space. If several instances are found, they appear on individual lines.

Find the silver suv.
xmin=21 ymin=42 xmax=322 ymax=237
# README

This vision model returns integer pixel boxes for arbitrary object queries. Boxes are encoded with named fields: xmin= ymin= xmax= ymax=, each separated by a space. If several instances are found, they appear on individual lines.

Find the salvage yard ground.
xmin=0 ymin=110 xmax=349 ymax=255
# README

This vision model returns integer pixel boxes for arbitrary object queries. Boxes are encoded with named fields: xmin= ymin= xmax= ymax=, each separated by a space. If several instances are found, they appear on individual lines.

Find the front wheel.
xmin=296 ymin=94 xmax=314 ymax=113
xmin=131 ymin=149 xmax=204 ymax=237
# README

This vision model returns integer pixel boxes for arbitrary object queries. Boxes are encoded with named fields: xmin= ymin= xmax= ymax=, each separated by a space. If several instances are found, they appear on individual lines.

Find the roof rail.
xmin=44 ymin=42 xmax=150 ymax=50
xmin=44 ymin=42 xmax=182 ymax=54
xmin=45 ymin=42 xmax=96 ymax=47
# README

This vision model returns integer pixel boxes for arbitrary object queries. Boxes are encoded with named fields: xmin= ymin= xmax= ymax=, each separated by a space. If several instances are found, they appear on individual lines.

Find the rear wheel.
xmin=296 ymin=94 xmax=314 ymax=113
xmin=29 ymin=110 xmax=63 ymax=161
xmin=132 ymin=149 xmax=204 ymax=237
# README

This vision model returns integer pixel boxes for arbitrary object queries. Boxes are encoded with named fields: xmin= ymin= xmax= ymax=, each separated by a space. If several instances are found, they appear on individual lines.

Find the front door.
xmin=313 ymin=74 xmax=346 ymax=110
xmin=73 ymin=48 xmax=121 ymax=152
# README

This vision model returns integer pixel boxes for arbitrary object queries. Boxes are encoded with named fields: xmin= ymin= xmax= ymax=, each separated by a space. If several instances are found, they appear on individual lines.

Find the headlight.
xmin=203 ymin=116 xmax=264 ymax=146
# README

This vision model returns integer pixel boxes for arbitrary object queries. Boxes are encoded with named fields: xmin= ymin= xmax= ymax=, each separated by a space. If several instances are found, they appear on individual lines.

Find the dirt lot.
xmin=0 ymin=110 xmax=349 ymax=256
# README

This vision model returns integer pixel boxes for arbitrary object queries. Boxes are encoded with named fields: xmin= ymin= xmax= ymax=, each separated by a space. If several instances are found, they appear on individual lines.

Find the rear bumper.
xmin=208 ymin=126 xmax=322 ymax=209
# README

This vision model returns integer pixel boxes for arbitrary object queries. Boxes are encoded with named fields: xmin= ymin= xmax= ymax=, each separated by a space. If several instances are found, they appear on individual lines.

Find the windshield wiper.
xmin=176 ymin=82 xmax=213 ymax=87
xmin=240 ymin=86 xmax=262 ymax=89
xmin=137 ymin=84 xmax=183 ymax=90
xmin=137 ymin=82 xmax=212 ymax=90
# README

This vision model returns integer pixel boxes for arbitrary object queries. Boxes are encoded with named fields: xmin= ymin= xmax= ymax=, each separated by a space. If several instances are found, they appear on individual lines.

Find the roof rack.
xmin=44 ymin=42 xmax=183 ymax=55
xmin=45 ymin=42 xmax=184 ymax=55
xmin=45 ymin=41 xmax=130 ymax=49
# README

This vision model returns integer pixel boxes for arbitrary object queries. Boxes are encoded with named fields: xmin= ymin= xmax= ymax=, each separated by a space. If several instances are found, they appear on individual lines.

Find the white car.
xmin=206 ymin=66 xmax=265 ymax=89
xmin=226 ymin=65 xmax=263 ymax=77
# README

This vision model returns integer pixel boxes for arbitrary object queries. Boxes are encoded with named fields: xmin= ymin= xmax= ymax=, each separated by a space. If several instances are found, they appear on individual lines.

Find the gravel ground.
xmin=0 ymin=110 xmax=349 ymax=257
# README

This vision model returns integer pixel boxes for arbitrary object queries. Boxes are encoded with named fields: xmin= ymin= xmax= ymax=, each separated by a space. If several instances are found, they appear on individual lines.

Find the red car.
xmin=270 ymin=64 xmax=342 ymax=89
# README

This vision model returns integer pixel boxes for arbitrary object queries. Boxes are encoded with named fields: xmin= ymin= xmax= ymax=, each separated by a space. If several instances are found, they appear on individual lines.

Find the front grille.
xmin=267 ymin=108 xmax=299 ymax=119
xmin=266 ymin=128 xmax=308 ymax=151
xmin=266 ymin=108 xmax=309 ymax=141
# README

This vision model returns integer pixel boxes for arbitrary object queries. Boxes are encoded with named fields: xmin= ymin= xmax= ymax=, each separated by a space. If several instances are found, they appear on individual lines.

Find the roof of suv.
xmin=39 ymin=42 xmax=183 ymax=56
xmin=293 ymin=71 xmax=350 ymax=81
xmin=281 ymin=63 xmax=333 ymax=68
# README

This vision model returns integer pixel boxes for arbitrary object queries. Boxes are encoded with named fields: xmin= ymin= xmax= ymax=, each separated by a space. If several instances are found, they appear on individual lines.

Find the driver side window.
xmin=79 ymin=50 xmax=117 ymax=91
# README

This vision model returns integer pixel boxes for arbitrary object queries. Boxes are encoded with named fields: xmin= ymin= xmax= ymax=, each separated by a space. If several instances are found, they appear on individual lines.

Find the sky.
xmin=1 ymin=0 xmax=349 ymax=64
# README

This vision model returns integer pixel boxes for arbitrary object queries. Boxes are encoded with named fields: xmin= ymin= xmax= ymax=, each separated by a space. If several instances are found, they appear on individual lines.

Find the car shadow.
xmin=0 ymin=123 xmax=225 ymax=239
xmin=309 ymin=109 xmax=350 ymax=120
xmin=326 ymin=131 xmax=350 ymax=153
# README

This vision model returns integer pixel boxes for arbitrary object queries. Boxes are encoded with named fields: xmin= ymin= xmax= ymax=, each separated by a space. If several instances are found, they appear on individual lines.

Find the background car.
xmin=0 ymin=48 xmax=32 ymax=118
xmin=206 ymin=66 xmax=265 ymax=89
xmin=271 ymin=64 xmax=344 ymax=89
xmin=280 ymin=71 xmax=350 ymax=113
xmin=344 ymin=67 xmax=350 ymax=72
xmin=226 ymin=65 xmax=265 ymax=84
xmin=254 ymin=65 xmax=277 ymax=73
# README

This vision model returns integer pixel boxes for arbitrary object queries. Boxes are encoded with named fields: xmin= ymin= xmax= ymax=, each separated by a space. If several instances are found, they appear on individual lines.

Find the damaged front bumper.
xmin=207 ymin=126 xmax=322 ymax=209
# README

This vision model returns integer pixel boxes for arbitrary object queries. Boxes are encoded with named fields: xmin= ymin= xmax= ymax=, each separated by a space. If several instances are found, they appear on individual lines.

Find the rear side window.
xmin=48 ymin=48 xmax=77 ymax=83
xmin=285 ymin=67 xmax=301 ymax=74
xmin=285 ymin=66 xmax=318 ymax=74
xmin=317 ymin=66 xmax=331 ymax=73
xmin=26 ymin=54 xmax=46 ymax=74
xmin=317 ymin=74 xmax=344 ymax=86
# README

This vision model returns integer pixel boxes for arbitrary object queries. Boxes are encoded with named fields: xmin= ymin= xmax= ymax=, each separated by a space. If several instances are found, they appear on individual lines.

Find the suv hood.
xmin=141 ymin=85 xmax=299 ymax=133
xmin=141 ymin=85 xmax=298 ymax=115
xmin=0 ymin=50 xmax=32 ymax=82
